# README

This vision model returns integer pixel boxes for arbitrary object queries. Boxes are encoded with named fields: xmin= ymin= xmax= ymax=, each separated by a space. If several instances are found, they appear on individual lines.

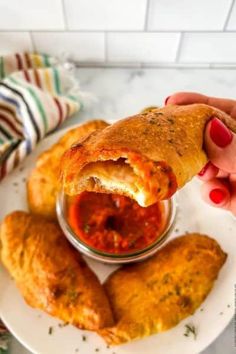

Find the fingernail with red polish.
xmin=198 ymin=161 xmax=211 ymax=176
xmin=164 ymin=96 xmax=170 ymax=106
xmin=198 ymin=161 xmax=219 ymax=176
xmin=209 ymin=188 xmax=226 ymax=204
xmin=209 ymin=118 xmax=233 ymax=148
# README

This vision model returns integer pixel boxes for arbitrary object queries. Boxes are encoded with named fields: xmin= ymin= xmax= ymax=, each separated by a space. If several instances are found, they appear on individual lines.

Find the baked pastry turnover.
xmin=99 ymin=233 xmax=227 ymax=345
xmin=61 ymin=104 xmax=236 ymax=207
xmin=0 ymin=211 xmax=114 ymax=330
xmin=27 ymin=119 xmax=109 ymax=219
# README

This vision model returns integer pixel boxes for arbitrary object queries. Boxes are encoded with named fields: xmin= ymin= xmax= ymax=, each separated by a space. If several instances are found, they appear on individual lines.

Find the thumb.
xmin=205 ymin=118 xmax=236 ymax=173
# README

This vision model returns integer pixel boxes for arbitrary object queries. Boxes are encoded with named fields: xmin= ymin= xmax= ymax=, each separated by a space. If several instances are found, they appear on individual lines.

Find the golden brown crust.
xmin=61 ymin=104 xmax=236 ymax=206
xmin=27 ymin=120 xmax=109 ymax=219
xmin=0 ymin=211 xmax=114 ymax=330
xmin=98 ymin=233 xmax=227 ymax=345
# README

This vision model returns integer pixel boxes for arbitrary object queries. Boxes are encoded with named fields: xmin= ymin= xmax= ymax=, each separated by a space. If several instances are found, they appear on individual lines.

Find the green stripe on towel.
xmin=27 ymin=87 xmax=48 ymax=133
xmin=0 ymin=57 xmax=4 ymax=79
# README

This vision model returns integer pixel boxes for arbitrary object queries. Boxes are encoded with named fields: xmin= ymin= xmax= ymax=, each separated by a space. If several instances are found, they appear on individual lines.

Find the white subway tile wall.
xmin=180 ymin=32 xmax=236 ymax=63
xmin=226 ymin=0 xmax=236 ymax=29
xmin=0 ymin=32 xmax=33 ymax=55
xmin=107 ymin=33 xmax=180 ymax=62
xmin=0 ymin=0 xmax=64 ymax=30
xmin=148 ymin=0 xmax=232 ymax=30
xmin=32 ymin=32 xmax=105 ymax=62
xmin=64 ymin=0 xmax=147 ymax=30
xmin=0 ymin=0 xmax=236 ymax=66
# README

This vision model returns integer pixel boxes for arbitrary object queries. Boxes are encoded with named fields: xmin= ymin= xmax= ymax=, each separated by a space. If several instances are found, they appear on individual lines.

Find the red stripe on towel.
xmin=54 ymin=97 xmax=63 ymax=126
xmin=15 ymin=53 xmax=23 ymax=70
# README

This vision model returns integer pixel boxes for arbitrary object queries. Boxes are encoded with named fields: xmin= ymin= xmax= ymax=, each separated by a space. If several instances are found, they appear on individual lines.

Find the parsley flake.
xmin=184 ymin=324 xmax=197 ymax=340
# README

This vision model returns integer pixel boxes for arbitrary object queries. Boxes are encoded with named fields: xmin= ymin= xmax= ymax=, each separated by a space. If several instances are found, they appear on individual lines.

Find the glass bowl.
xmin=56 ymin=191 xmax=177 ymax=264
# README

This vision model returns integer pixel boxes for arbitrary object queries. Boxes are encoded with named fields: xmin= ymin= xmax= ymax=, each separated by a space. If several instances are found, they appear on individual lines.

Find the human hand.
xmin=165 ymin=92 xmax=236 ymax=216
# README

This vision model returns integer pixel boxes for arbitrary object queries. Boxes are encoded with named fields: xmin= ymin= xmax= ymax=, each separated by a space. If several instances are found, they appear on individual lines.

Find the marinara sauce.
xmin=68 ymin=191 xmax=168 ymax=254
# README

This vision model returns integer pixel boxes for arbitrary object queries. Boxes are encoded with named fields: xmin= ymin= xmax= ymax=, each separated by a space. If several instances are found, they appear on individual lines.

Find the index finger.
xmin=167 ymin=92 xmax=236 ymax=119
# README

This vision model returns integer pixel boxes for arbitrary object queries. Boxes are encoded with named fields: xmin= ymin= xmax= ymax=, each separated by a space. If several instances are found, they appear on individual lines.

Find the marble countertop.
xmin=9 ymin=67 xmax=236 ymax=354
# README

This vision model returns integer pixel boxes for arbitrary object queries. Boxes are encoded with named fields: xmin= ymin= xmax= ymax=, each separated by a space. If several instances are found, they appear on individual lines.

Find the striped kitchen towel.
xmin=0 ymin=52 xmax=82 ymax=180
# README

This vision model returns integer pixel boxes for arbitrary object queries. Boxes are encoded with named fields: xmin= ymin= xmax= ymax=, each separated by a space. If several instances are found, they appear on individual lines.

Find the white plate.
xmin=0 ymin=124 xmax=235 ymax=354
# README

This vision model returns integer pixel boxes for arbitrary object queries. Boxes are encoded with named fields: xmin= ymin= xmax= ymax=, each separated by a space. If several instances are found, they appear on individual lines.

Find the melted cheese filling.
xmin=79 ymin=159 xmax=149 ymax=207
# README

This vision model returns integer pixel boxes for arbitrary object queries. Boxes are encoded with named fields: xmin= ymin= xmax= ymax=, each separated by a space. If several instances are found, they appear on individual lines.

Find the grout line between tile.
xmin=223 ymin=0 xmax=235 ymax=30
xmin=72 ymin=61 xmax=236 ymax=69
xmin=2 ymin=29 xmax=236 ymax=33
xmin=104 ymin=32 xmax=108 ymax=63
xmin=29 ymin=31 xmax=36 ymax=52
xmin=61 ymin=0 xmax=68 ymax=30
xmin=144 ymin=0 xmax=151 ymax=31
xmin=175 ymin=32 xmax=183 ymax=63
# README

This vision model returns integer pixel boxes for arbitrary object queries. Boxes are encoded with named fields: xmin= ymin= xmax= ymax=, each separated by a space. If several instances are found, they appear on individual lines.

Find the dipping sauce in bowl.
xmin=68 ymin=192 xmax=168 ymax=254
xmin=57 ymin=191 xmax=176 ymax=264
